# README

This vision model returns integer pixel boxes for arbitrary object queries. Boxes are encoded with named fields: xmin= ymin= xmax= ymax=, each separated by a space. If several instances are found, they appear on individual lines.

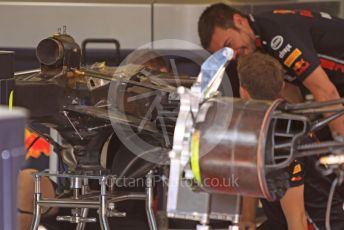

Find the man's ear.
xmin=233 ymin=13 xmax=245 ymax=29
xmin=240 ymin=85 xmax=251 ymax=99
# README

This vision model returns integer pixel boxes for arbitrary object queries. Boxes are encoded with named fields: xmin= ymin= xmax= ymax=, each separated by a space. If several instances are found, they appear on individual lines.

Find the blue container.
xmin=0 ymin=107 xmax=27 ymax=230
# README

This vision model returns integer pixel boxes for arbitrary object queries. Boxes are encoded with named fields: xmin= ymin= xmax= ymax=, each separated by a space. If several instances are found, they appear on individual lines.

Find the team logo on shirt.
xmin=291 ymin=176 xmax=303 ymax=182
xmin=284 ymin=48 xmax=302 ymax=67
xmin=293 ymin=59 xmax=310 ymax=76
xmin=270 ymin=35 xmax=284 ymax=50
xmin=298 ymin=10 xmax=313 ymax=18
xmin=320 ymin=12 xmax=332 ymax=20
xmin=279 ymin=44 xmax=292 ymax=59
xmin=273 ymin=9 xmax=314 ymax=18
xmin=273 ymin=9 xmax=296 ymax=14
xmin=293 ymin=164 xmax=302 ymax=174
xmin=319 ymin=56 xmax=344 ymax=73
xmin=290 ymin=161 xmax=303 ymax=182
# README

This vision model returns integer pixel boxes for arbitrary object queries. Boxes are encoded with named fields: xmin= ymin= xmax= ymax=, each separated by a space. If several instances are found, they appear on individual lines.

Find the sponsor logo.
xmin=255 ymin=38 xmax=262 ymax=47
xmin=291 ymin=176 xmax=303 ymax=182
xmin=320 ymin=12 xmax=332 ymax=20
xmin=270 ymin=35 xmax=284 ymax=50
xmin=25 ymin=129 xmax=51 ymax=159
xmin=320 ymin=58 xmax=344 ymax=73
xmin=293 ymin=164 xmax=302 ymax=174
xmin=293 ymin=59 xmax=310 ymax=76
xmin=284 ymin=48 xmax=302 ymax=67
xmin=298 ymin=10 xmax=313 ymax=18
xmin=331 ymin=63 xmax=344 ymax=73
xmin=279 ymin=44 xmax=292 ymax=59
xmin=273 ymin=9 xmax=313 ymax=18
xmin=273 ymin=9 xmax=296 ymax=14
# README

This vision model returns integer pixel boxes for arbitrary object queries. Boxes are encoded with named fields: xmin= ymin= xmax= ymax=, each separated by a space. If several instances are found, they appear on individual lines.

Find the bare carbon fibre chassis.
xmin=17 ymin=32 xmax=344 ymax=230
xmin=15 ymin=32 xmax=182 ymax=230
xmin=30 ymin=170 xmax=157 ymax=230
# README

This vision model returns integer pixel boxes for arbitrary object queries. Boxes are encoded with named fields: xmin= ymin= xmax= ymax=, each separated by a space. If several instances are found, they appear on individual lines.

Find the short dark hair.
xmin=198 ymin=3 xmax=245 ymax=49
xmin=237 ymin=52 xmax=284 ymax=100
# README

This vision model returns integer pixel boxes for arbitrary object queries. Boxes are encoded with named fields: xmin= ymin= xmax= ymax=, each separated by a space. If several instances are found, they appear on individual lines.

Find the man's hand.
xmin=238 ymin=220 xmax=256 ymax=230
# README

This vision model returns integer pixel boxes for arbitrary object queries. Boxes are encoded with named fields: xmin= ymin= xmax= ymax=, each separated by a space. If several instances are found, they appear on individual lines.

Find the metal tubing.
xmin=79 ymin=191 xmax=146 ymax=201
xmin=36 ymin=193 xmax=146 ymax=210
xmin=76 ymin=208 xmax=89 ymax=230
xmin=71 ymin=177 xmax=82 ymax=189
xmin=73 ymin=188 xmax=80 ymax=200
xmin=30 ymin=193 xmax=41 ymax=230
xmin=30 ymin=175 xmax=42 ymax=230
xmin=37 ymin=199 xmax=99 ymax=208
xmin=146 ymin=171 xmax=158 ymax=230
xmin=99 ymin=177 xmax=109 ymax=230
xmin=76 ymin=178 xmax=90 ymax=230
xmin=108 ymin=193 xmax=146 ymax=202
xmin=81 ymin=179 xmax=90 ymax=196
xmin=34 ymin=174 xmax=41 ymax=193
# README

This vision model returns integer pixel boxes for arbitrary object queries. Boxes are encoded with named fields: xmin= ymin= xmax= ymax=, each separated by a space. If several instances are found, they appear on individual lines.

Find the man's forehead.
xmin=208 ymin=27 xmax=227 ymax=53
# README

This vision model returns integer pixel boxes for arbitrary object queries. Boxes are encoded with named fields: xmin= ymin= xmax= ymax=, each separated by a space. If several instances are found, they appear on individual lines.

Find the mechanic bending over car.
xmin=237 ymin=51 xmax=344 ymax=230
xmin=198 ymin=3 xmax=344 ymax=139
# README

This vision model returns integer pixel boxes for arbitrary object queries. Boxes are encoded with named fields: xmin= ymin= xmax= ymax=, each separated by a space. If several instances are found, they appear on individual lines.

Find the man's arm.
xmin=240 ymin=196 xmax=258 ymax=230
xmin=303 ymin=66 xmax=344 ymax=137
xmin=280 ymin=185 xmax=308 ymax=230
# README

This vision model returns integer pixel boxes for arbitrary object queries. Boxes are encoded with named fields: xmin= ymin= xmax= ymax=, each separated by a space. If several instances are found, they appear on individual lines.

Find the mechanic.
xmin=237 ymin=51 xmax=344 ymax=230
xmin=198 ymin=3 xmax=344 ymax=138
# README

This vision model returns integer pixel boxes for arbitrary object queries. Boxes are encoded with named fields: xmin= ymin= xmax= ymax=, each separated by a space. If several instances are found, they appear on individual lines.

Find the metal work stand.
xmin=30 ymin=170 xmax=157 ymax=230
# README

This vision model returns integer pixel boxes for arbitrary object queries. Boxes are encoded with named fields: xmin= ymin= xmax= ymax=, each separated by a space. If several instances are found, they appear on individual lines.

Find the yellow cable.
xmin=191 ymin=130 xmax=202 ymax=185
xmin=8 ymin=90 xmax=14 ymax=110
